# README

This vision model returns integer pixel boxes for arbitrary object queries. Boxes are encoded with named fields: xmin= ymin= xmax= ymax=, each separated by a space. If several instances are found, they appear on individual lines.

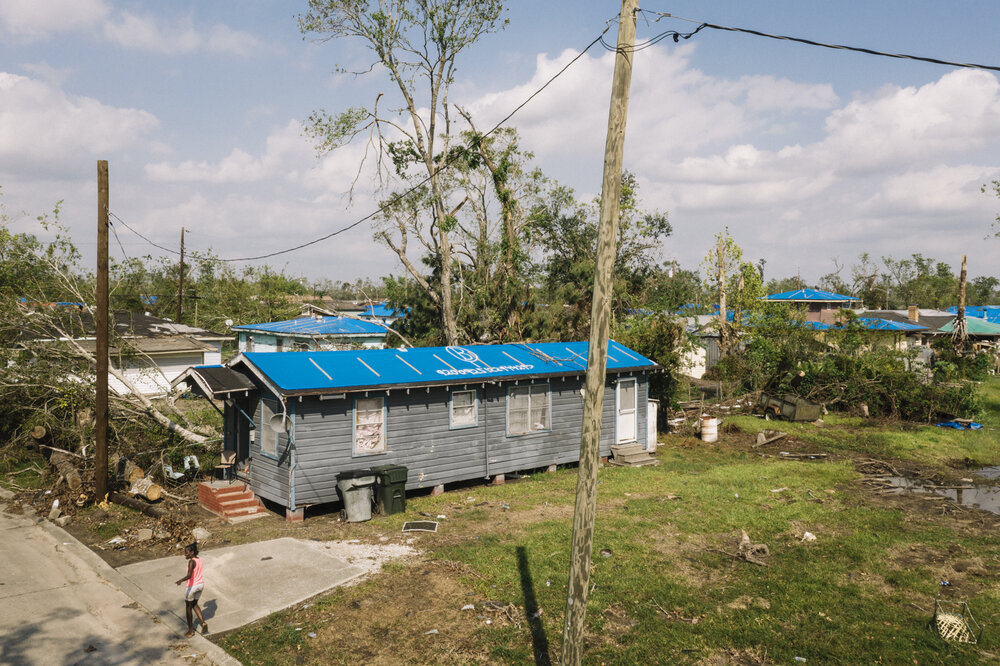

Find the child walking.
xmin=175 ymin=542 xmax=208 ymax=637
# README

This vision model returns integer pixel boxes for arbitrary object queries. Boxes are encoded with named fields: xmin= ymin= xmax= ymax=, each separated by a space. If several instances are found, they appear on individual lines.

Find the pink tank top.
xmin=188 ymin=557 xmax=204 ymax=587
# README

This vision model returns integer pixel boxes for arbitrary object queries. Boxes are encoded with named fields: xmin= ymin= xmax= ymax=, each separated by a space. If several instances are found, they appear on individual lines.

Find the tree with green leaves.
xmin=530 ymin=172 xmax=671 ymax=340
xmin=299 ymin=0 xmax=507 ymax=345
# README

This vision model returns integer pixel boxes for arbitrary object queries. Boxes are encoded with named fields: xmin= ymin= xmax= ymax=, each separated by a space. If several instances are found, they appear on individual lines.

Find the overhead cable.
xmin=642 ymin=11 xmax=1000 ymax=72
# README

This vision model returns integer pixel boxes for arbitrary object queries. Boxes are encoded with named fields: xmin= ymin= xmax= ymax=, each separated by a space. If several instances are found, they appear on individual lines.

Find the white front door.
xmin=616 ymin=378 xmax=637 ymax=443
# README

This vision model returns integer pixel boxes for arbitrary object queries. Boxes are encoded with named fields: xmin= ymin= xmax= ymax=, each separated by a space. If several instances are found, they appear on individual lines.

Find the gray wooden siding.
xmin=288 ymin=372 xmax=648 ymax=508
xmin=248 ymin=397 xmax=291 ymax=505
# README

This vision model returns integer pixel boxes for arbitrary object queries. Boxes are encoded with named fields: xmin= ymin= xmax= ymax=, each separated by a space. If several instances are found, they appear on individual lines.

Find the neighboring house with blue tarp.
xmin=766 ymin=288 xmax=861 ymax=324
xmin=173 ymin=340 xmax=658 ymax=520
xmin=233 ymin=316 xmax=389 ymax=353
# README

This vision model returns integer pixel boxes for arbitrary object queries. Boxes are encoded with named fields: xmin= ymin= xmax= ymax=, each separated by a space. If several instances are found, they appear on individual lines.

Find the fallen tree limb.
xmin=108 ymin=491 xmax=167 ymax=518
xmin=49 ymin=450 xmax=82 ymax=491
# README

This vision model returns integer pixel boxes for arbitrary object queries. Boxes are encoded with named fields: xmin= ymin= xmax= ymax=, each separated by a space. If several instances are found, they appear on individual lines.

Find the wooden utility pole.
xmin=95 ymin=161 xmax=109 ymax=499
xmin=561 ymin=2 xmax=636 ymax=663
xmin=177 ymin=226 xmax=185 ymax=324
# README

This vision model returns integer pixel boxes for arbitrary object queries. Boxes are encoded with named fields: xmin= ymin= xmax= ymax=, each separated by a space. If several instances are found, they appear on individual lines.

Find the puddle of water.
xmin=882 ymin=474 xmax=1000 ymax=515
xmin=975 ymin=466 xmax=1000 ymax=480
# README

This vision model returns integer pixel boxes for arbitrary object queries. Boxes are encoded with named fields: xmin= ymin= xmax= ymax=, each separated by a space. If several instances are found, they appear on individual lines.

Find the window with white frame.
xmin=450 ymin=389 xmax=478 ymax=428
xmin=259 ymin=399 xmax=279 ymax=457
xmin=507 ymin=384 xmax=550 ymax=435
xmin=354 ymin=397 xmax=386 ymax=455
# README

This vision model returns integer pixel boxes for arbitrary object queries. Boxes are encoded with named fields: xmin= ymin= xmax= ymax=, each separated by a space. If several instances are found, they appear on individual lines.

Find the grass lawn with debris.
xmin=216 ymin=383 xmax=1000 ymax=664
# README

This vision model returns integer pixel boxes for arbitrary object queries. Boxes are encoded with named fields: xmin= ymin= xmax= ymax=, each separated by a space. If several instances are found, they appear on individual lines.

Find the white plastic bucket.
xmin=701 ymin=417 xmax=718 ymax=442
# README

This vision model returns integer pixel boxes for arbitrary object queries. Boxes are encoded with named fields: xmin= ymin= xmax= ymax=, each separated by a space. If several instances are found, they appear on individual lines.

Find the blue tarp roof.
xmin=946 ymin=306 xmax=1000 ymax=323
xmin=232 ymin=340 xmax=655 ymax=394
xmin=847 ymin=317 xmax=927 ymax=332
xmin=360 ymin=303 xmax=407 ymax=318
xmin=766 ymin=288 xmax=858 ymax=302
xmin=232 ymin=316 xmax=387 ymax=336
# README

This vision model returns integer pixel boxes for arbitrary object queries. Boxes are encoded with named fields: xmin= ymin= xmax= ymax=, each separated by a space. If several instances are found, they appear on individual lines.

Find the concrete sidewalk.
xmin=118 ymin=538 xmax=366 ymax=633
xmin=0 ymin=504 xmax=233 ymax=666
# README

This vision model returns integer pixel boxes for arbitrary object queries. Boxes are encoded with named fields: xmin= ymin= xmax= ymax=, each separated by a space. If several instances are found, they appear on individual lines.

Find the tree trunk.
xmin=954 ymin=254 xmax=968 ymax=353
xmin=129 ymin=477 xmax=162 ymax=502
xmin=109 ymin=492 xmax=167 ymax=517
xmin=717 ymin=239 xmax=730 ymax=356
xmin=123 ymin=459 xmax=146 ymax=485
xmin=49 ymin=451 xmax=82 ymax=491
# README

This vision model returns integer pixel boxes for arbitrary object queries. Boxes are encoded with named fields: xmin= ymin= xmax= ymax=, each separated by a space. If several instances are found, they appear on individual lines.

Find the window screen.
xmin=354 ymin=397 xmax=385 ymax=455
xmin=259 ymin=399 xmax=278 ymax=457
xmin=451 ymin=390 xmax=477 ymax=428
xmin=508 ymin=384 xmax=550 ymax=435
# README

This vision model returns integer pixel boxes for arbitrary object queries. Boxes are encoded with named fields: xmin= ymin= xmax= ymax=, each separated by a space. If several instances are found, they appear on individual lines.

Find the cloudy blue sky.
xmin=2 ymin=0 xmax=1000 ymax=287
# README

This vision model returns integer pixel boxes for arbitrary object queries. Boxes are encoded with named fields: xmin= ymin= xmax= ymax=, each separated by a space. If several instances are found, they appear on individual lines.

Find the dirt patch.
xmin=221 ymin=559 xmax=526 ymax=665
xmin=700 ymin=646 xmax=769 ymax=665
xmin=721 ymin=595 xmax=771 ymax=612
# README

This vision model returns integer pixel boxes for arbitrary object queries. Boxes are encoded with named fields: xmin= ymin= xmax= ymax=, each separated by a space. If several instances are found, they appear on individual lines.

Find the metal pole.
xmin=178 ymin=227 xmax=184 ymax=324
xmin=561 ymin=2 xmax=637 ymax=663
xmin=95 ymin=161 xmax=109 ymax=499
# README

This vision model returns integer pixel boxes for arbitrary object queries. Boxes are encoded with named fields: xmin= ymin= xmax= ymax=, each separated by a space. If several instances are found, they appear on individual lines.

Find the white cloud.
xmin=102 ymin=11 xmax=262 ymax=56
xmin=0 ymin=72 xmax=158 ymax=178
xmin=0 ymin=0 xmax=108 ymax=40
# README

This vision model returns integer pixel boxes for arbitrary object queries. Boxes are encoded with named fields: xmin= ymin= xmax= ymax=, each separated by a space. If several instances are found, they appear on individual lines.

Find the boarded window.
xmin=507 ymin=384 xmax=550 ymax=435
xmin=354 ymin=397 xmax=385 ymax=455
xmin=259 ymin=399 xmax=279 ymax=457
xmin=450 ymin=390 xmax=477 ymax=428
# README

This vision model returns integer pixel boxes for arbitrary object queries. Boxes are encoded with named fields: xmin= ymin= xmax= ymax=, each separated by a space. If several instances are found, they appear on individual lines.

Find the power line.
xmin=108 ymin=211 xmax=180 ymax=256
xmin=640 ymin=11 xmax=1000 ymax=72
xmin=111 ymin=26 xmax=612 ymax=265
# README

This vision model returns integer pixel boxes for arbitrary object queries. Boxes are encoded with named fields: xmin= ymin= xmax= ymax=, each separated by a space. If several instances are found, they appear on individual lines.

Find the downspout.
xmin=287 ymin=400 xmax=295 ymax=510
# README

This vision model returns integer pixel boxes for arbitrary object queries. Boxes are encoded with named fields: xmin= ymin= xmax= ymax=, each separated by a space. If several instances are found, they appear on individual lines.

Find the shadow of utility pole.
xmin=516 ymin=546 xmax=551 ymax=665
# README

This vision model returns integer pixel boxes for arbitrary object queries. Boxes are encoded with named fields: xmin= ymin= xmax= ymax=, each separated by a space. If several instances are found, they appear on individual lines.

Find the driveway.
xmin=0 ymin=507 xmax=225 ymax=666
xmin=117 ymin=538 xmax=366 ymax=633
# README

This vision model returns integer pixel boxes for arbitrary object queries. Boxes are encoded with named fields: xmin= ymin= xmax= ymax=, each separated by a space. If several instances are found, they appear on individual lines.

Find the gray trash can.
xmin=337 ymin=469 xmax=376 ymax=522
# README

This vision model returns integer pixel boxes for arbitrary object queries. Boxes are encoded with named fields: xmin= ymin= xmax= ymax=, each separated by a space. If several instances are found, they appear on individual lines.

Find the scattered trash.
xmin=425 ymin=629 xmax=439 ymax=635
xmin=933 ymin=599 xmax=981 ymax=644
xmin=485 ymin=619 xmax=492 ymax=625
xmin=802 ymin=532 xmax=816 ymax=542
xmin=599 ymin=548 xmax=613 ymax=558
xmin=307 ymin=632 xmax=317 ymax=638
xmin=734 ymin=493 xmax=739 ymax=499
xmin=755 ymin=430 xmax=788 ymax=447
xmin=261 ymin=556 xmax=273 ymax=561
xmin=345 ymin=539 xmax=361 ymax=544
xmin=770 ymin=487 xmax=789 ymax=493
xmin=461 ymin=604 xmax=475 ymax=611
xmin=402 ymin=521 xmax=439 ymax=533
xmin=107 ymin=536 xmax=126 ymax=545
xmin=935 ymin=421 xmax=983 ymax=430
xmin=502 ymin=503 xmax=510 ymax=510
xmin=545 ymin=581 xmax=551 ymax=587
xmin=940 ymin=580 xmax=951 ymax=587
xmin=794 ymin=658 xmax=806 ymax=663
xmin=436 ymin=514 xmax=446 ymax=519
xmin=531 ymin=608 xmax=543 ymax=618
xmin=295 ymin=627 xmax=302 ymax=631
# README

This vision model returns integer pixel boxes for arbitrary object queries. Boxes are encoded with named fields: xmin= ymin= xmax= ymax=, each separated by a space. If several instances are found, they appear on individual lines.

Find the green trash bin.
xmin=371 ymin=464 xmax=408 ymax=515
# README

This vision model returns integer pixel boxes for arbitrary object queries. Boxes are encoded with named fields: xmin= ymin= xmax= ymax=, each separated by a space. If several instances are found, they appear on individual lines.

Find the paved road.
xmin=0 ymin=498 xmax=233 ymax=666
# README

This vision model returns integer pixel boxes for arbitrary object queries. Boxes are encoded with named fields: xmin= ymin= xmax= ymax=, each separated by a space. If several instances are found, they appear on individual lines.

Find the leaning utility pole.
xmin=954 ymin=254 xmax=968 ymax=353
xmin=177 ymin=226 xmax=185 ymax=324
xmin=95 ymin=161 xmax=109 ymax=499
xmin=561 ymin=1 xmax=637 ymax=663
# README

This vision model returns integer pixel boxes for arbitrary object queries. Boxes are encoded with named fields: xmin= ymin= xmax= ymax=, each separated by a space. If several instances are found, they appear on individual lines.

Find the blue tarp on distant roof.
xmin=946 ymin=306 xmax=1000 ymax=324
xmin=361 ymin=303 xmax=407 ymax=319
xmin=766 ymin=288 xmax=858 ymax=302
xmin=847 ymin=317 xmax=927 ymax=332
xmin=232 ymin=316 xmax=387 ymax=336
xmin=233 ymin=340 xmax=655 ymax=394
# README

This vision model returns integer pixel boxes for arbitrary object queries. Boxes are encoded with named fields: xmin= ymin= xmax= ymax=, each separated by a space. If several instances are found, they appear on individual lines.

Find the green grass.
xmin=218 ymin=380 xmax=1000 ymax=664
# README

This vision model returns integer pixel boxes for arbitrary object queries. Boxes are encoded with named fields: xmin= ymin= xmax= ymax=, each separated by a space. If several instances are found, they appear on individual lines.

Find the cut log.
xmin=30 ymin=425 xmax=47 ymax=440
xmin=49 ymin=451 xmax=82 ymax=492
xmin=129 ymin=477 xmax=162 ymax=502
xmin=123 ymin=460 xmax=146 ymax=485
xmin=109 ymin=492 xmax=167 ymax=518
